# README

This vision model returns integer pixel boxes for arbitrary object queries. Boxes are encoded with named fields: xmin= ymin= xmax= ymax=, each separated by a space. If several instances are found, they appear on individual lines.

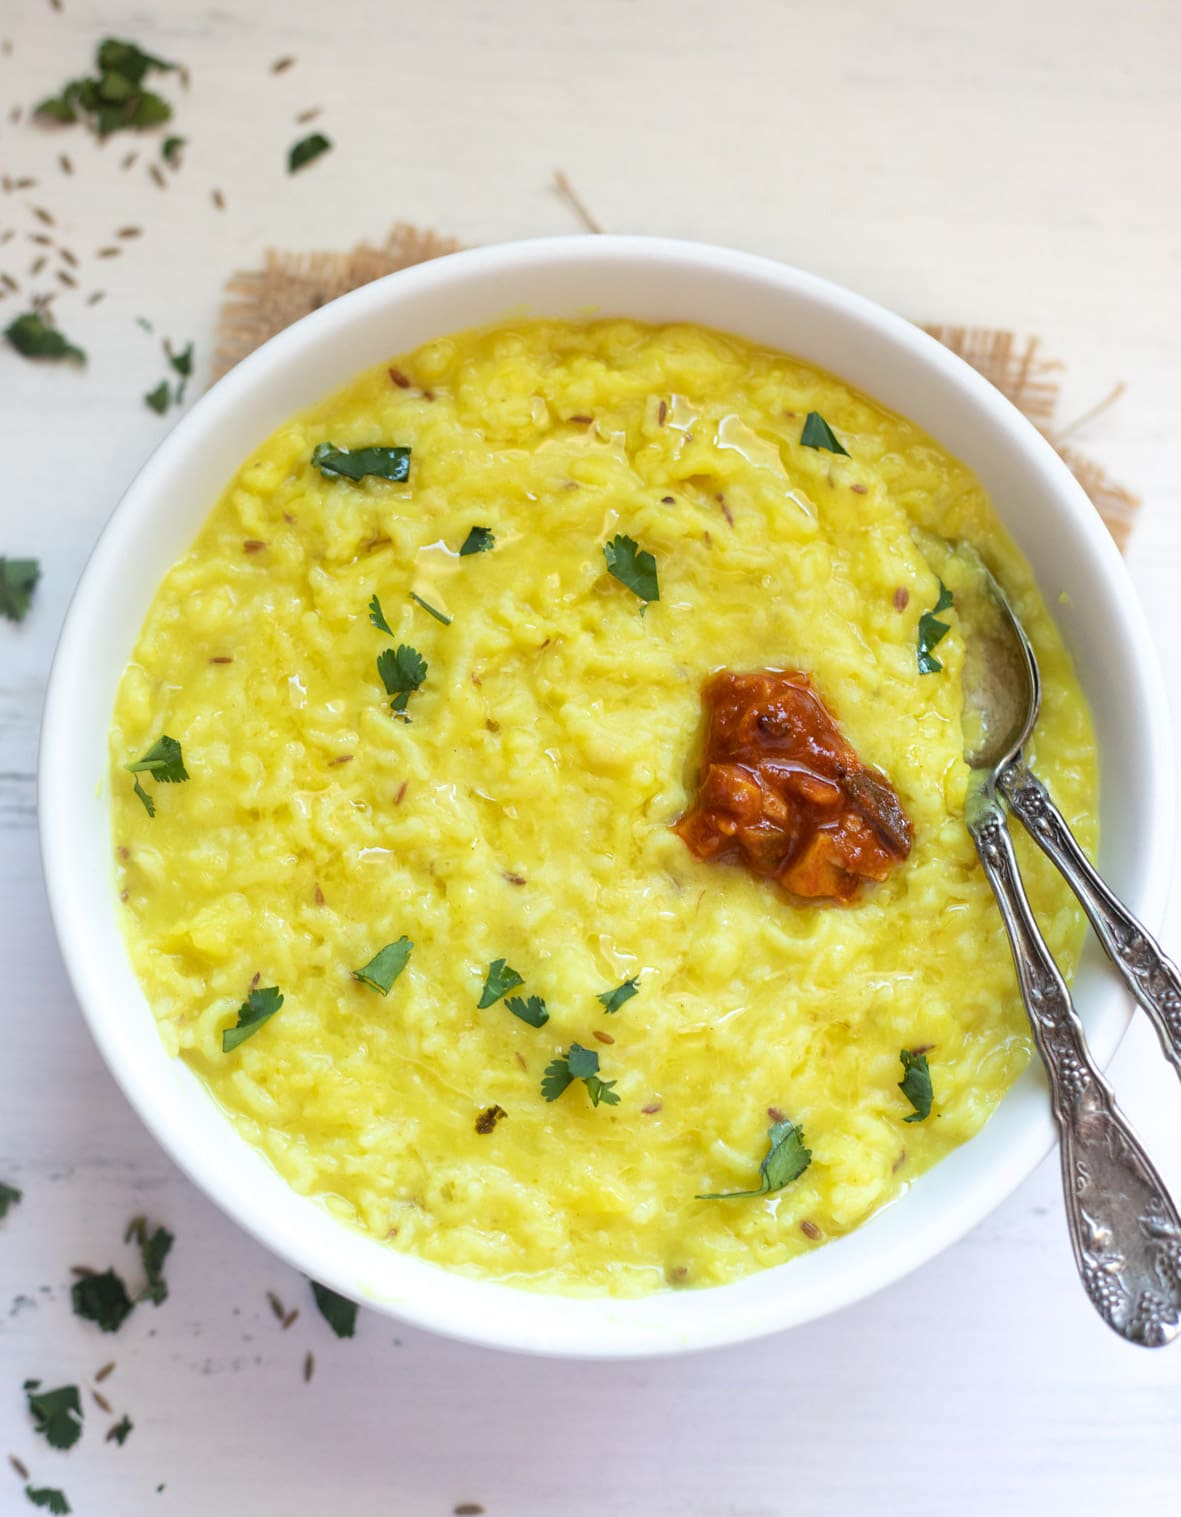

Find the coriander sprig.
xmin=125 ymin=735 xmax=188 ymax=817
xmin=799 ymin=410 xmax=849 ymax=455
xmin=917 ymin=581 xmax=954 ymax=674
xmin=697 ymin=1118 xmax=812 ymax=1200
xmin=352 ymin=937 xmax=413 ymax=995
xmin=377 ymin=644 xmax=427 ymax=715
xmin=603 ymin=533 xmax=659 ymax=607
xmin=598 ymin=976 xmax=639 ymax=1014
xmin=899 ymin=1048 xmax=934 ymax=1122
xmin=542 ymin=1043 xmax=619 ymax=1107
xmin=221 ymin=986 xmax=283 ymax=1052
xmin=477 ymin=959 xmax=525 ymax=1009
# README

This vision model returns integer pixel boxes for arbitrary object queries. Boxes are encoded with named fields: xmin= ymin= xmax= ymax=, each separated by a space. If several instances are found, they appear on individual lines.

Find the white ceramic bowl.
xmin=40 ymin=236 xmax=1173 ymax=1358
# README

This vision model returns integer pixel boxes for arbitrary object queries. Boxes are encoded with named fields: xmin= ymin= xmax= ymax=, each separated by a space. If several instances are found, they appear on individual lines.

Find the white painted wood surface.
xmin=2 ymin=0 xmax=1180 ymax=1511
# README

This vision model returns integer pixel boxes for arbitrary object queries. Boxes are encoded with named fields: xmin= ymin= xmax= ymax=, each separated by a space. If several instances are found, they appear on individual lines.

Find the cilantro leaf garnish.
xmin=71 ymin=1269 xmax=134 ymax=1333
xmin=698 ymin=1118 xmax=812 ymax=1200
xmin=541 ymin=1043 xmax=620 ymax=1106
xmin=24 ymin=1487 xmax=71 ymax=1514
xmin=35 ymin=37 xmax=176 ymax=138
xmin=377 ymin=644 xmax=427 ymax=714
xmin=125 ymin=735 xmax=188 ymax=816
xmin=5 ymin=312 xmax=85 ymax=364
xmin=312 ymin=442 xmax=411 ymax=482
xmin=144 ymin=380 xmax=170 ymax=414
xmin=598 ymin=976 xmax=639 ymax=1014
xmin=799 ymin=411 xmax=849 ymax=455
xmin=477 ymin=958 xmax=524 ymax=1009
xmin=368 ymin=593 xmax=392 ymax=635
xmin=0 ymin=559 xmax=40 ymax=624
xmin=917 ymin=581 xmax=954 ymax=674
xmin=24 ymin=1383 xmax=83 ymax=1451
xmin=899 ymin=1048 xmax=933 ymax=1122
xmin=135 ymin=1222 xmax=173 ymax=1305
xmin=459 ymin=526 xmax=495 ymax=557
xmin=288 ymin=132 xmax=333 ymax=173
xmin=221 ymin=986 xmax=284 ymax=1052
xmin=603 ymin=533 xmax=659 ymax=605
xmin=352 ymin=937 xmax=413 ymax=995
xmin=96 ymin=37 xmax=175 ymax=81
xmin=0 ymin=1179 xmax=21 ymax=1218
xmin=106 ymin=1414 xmax=133 ymax=1446
xmin=505 ymin=994 xmax=549 ymax=1028
xmin=409 ymin=591 xmax=452 ymax=626
xmin=310 ymin=1280 xmax=357 ymax=1338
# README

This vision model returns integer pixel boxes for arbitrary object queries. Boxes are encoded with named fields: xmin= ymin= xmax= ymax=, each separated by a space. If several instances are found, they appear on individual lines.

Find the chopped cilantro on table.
xmin=35 ymin=36 xmax=177 ymax=137
xmin=377 ymin=644 xmax=427 ymax=715
xmin=799 ymin=410 xmax=849 ymax=455
xmin=409 ymin=591 xmax=452 ymax=626
xmin=135 ymin=1221 xmax=173 ymax=1305
xmin=221 ymin=986 xmax=284 ymax=1052
xmin=71 ymin=1268 xmax=134 ymax=1333
xmin=917 ymin=581 xmax=954 ymax=674
xmin=5 ymin=312 xmax=85 ymax=364
xmin=145 ymin=341 xmax=196 ymax=414
xmin=698 ymin=1118 xmax=812 ymax=1200
xmin=24 ymin=1486 xmax=71 ymax=1514
xmin=899 ymin=1048 xmax=934 ymax=1122
xmin=288 ymin=132 xmax=333 ymax=173
xmin=352 ymin=937 xmax=413 ymax=995
xmin=106 ymin=1414 xmax=133 ymax=1446
xmin=603 ymin=533 xmax=659 ymax=607
xmin=24 ymin=1382 xmax=83 ymax=1451
xmin=477 ymin=958 xmax=524 ymax=1009
xmin=598 ymin=976 xmax=639 ymax=1014
xmin=368 ymin=593 xmax=393 ymax=635
xmin=542 ymin=1043 xmax=619 ymax=1107
xmin=144 ymin=380 xmax=170 ymax=414
xmin=505 ymin=994 xmax=549 ymax=1028
xmin=0 ymin=1178 xmax=22 ymax=1218
xmin=310 ymin=1280 xmax=357 ymax=1338
xmin=312 ymin=442 xmax=410 ymax=482
xmin=0 ymin=559 xmax=40 ymax=624
xmin=459 ymin=526 xmax=495 ymax=556
xmin=125 ymin=734 xmax=188 ymax=817
xmin=161 ymin=134 xmax=185 ymax=165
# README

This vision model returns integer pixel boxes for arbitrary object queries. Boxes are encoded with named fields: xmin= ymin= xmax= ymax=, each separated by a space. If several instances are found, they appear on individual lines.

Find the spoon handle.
xmin=1000 ymin=756 xmax=1181 ymax=1084
xmin=967 ymin=786 xmax=1181 ymax=1347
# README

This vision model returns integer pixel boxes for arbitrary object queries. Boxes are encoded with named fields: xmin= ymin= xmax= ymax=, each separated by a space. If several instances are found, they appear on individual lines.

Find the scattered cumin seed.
xmin=31 ymin=206 xmax=55 ymax=226
xmin=767 ymin=1106 xmax=785 ymax=1122
xmin=295 ymin=106 xmax=322 ymax=123
xmin=267 ymin=1290 xmax=286 ymax=1322
xmin=97 ymin=246 xmax=122 ymax=258
xmin=58 ymin=153 xmax=73 ymax=176
xmin=658 ymin=399 xmax=667 ymax=425
xmin=514 ymin=1051 xmax=527 ymax=1072
xmin=57 ymin=269 xmax=76 ymax=288
xmin=1 ymin=273 xmax=17 ymax=292
xmin=250 ymin=971 xmax=261 ymax=989
xmin=421 ymin=387 xmax=436 ymax=401
xmin=893 ymin=587 xmax=909 ymax=611
xmin=59 ymin=247 xmax=77 ymax=267
xmin=71 ymin=1264 xmax=97 ymax=1277
xmin=94 ymin=1362 xmax=116 ymax=1383
xmin=394 ymin=780 xmax=408 ymax=804
xmin=8 ymin=106 xmax=19 ymax=124
xmin=313 ymin=884 xmax=325 ymax=907
xmin=28 ymin=253 xmax=46 ymax=275
xmin=117 ymin=846 xmax=130 ymax=860
xmin=29 ymin=232 xmax=52 ymax=246
xmin=328 ymin=753 xmax=353 ymax=766
xmin=800 ymin=1219 xmax=822 ymax=1241
xmin=14 ymin=177 xmax=37 ymax=190
xmin=48 ymin=0 xmax=63 ymax=11
xmin=121 ymin=151 xmax=138 ymax=171
xmin=282 ymin=1309 xmax=299 ymax=1330
xmin=592 ymin=1030 xmax=615 ymax=1045
xmin=454 ymin=1506 xmax=485 ymax=1516
xmin=641 ymin=1101 xmax=663 ymax=1115
xmin=388 ymin=365 xmax=411 ymax=388
xmin=661 ymin=494 xmax=674 ymax=504
xmin=0 ymin=229 xmax=13 ymax=244
xmin=179 ymin=66 xmax=191 ymax=90
xmin=850 ymin=482 xmax=867 ymax=495
xmin=149 ymin=164 xmax=167 ymax=189
xmin=271 ymin=55 xmax=296 ymax=73
xmin=242 ymin=539 xmax=267 ymax=554
xmin=120 ymin=888 xmax=129 ymax=902
xmin=719 ymin=498 xmax=735 ymax=526
xmin=92 ymin=1389 xmax=113 ymax=1414
xmin=9 ymin=1455 xmax=30 ymax=1480
xmin=568 ymin=413 xmax=592 ymax=424
xmin=86 ymin=290 xmax=105 ymax=305
xmin=892 ymin=1149 xmax=907 ymax=1172
xmin=210 ymin=655 xmax=233 ymax=664
xmin=211 ymin=188 xmax=226 ymax=210
xmin=503 ymin=872 xmax=526 ymax=886
xmin=303 ymin=1351 xmax=314 ymax=1383
xmin=116 ymin=226 xmax=142 ymax=239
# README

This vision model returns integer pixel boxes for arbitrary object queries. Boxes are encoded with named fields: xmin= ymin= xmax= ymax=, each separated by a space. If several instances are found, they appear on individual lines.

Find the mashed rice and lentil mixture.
xmin=109 ymin=318 xmax=1097 ymax=1294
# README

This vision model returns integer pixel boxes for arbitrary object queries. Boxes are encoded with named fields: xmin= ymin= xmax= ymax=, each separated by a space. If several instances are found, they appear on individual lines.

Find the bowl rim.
xmin=38 ymin=234 xmax=1175 ymax=1358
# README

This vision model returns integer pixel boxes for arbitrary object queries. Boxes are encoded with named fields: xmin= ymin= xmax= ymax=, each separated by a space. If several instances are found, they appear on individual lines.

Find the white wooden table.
xmin=3 ymin=1 xmax=1180 ymax=1511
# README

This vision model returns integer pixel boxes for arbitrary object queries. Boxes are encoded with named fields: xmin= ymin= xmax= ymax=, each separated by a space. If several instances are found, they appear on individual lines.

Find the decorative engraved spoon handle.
xmin=968 ymin=785 xmax=1181 ymax=1347
xmin=999 ymin=755 xmax=1181 ymax=1082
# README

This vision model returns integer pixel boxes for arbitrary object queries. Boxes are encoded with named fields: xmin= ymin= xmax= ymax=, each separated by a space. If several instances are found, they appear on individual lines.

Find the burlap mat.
xmin=214 ymin=222 xmax=1137 ymax=549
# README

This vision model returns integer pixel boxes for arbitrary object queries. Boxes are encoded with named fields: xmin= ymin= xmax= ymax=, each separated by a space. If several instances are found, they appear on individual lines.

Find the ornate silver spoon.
xmin=946 ymin=539 xmax=1181 ymax=1347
